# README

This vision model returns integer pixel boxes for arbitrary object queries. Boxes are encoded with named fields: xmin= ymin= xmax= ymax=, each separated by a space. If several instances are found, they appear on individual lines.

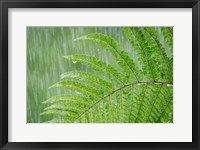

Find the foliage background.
xmin=27 ymin=27 xmax=172 ymax=123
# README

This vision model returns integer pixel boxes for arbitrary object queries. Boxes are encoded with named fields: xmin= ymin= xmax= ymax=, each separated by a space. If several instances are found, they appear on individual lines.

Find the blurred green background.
xmin=27 ymin=27 xmax=134 ymax=123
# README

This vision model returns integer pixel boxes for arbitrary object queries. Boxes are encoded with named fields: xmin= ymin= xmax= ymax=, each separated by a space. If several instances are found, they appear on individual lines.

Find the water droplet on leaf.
xmin=76 ymin=91 xmax=82 ymax=95
xmin=167 ymin=84 xmax=173 ymax=87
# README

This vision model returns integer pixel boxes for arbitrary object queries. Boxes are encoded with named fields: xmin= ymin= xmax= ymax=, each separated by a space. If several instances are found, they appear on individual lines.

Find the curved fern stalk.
xmin=73 ymin=81 xmax=172 ymax=122
xmin=74 ymin=33 xmax=141 ymax=83
xmin=63 ymin=54 xmax=124 ymax=85
xmin=128 ymin=84 xmax=173 ymax=123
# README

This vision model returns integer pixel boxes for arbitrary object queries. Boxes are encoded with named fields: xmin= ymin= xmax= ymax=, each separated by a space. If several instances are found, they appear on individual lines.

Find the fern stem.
xmin=74 ymin=81 xmax=172 ymax=121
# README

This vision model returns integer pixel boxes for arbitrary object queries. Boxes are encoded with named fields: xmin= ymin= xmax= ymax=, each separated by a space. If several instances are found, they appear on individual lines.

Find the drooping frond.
xmin=41 ymin=27 xmax=173 ymax=123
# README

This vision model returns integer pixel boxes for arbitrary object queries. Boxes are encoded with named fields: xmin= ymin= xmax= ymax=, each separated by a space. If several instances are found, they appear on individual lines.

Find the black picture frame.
xmin=0 ymin=0 xmax=199 ymax=150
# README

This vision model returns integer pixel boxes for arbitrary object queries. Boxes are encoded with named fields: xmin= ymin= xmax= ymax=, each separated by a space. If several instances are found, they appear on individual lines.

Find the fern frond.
xmin=60 ymin=71 xmax=114 ymax=91
xmin=49 ymin=80 xmax=104 ymax=98
xmin=42 ymin=95 xmax=93 ymax=105
xmin=41 ymin=27 xmax=173 ymax=123
xmin=123 ymin=27 xmax=173 ymax=82
xmin=73 ymin=81 xmax=172 ymax=123
xmin=63 ymin=54 xmax=124 ymax=85
xmin=143 ymin=27 xmax=173 ymax=82
xmin=40 ymin=109 xmax=78 ymax=117
xmin=75 ymin=33 xmax=141 ymax=82
xmin=41 ymin=110 xmax=78 ymax=123
xmin=43 ymin=103 xmax=85 ymax=113
xmin=160 ymin=27 xmax=173 ymax=58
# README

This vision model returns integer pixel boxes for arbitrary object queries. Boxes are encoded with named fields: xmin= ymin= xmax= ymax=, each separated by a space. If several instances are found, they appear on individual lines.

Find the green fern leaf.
xmin=42 ymin=95 xmax=93 ymax=105
xmin=60 ymin=71 xmax=114 ymax=91
xmin=63 ymin=54 xmax=124 ymax=85
xmin=49 ymin=80 xmax=104 ymax=98
xmin=41 ymin=27 xmax=173 ymax=123
xmin=123 ymin=27 xmax=173 ymax=82
xmin=75 ymin=33 xmax=141 ymax=82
